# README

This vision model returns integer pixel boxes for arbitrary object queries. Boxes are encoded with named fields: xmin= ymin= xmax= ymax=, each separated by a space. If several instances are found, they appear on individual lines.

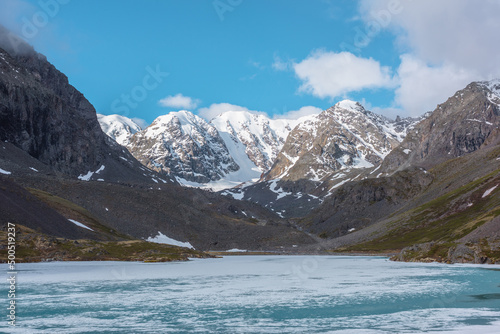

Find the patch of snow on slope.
xmin=0 ymin=167 xmax=11 ymax=175
xmin=68 ymin=219 xmax=94 ymax=231
xmin=146 ymin=232 xmax=194 ymax=249
xmin=78 ymin=171 xmax=93 ymax=181
xmin=225 ymin=248 xmax=248 ymax=252
xmin=269 ymin=179 xmax=293 ymax=200
xmin=482 ymin=185 xmax=498 ymax=198
xmin=78 ymin=165 xmax=105 ymax=181
xmin=96 ymin=165 xmax=105 ymax=173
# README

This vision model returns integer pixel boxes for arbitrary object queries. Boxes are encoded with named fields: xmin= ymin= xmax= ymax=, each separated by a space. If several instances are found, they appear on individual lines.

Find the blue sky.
xmin=1 ymin=0 xmax=499 ymax=125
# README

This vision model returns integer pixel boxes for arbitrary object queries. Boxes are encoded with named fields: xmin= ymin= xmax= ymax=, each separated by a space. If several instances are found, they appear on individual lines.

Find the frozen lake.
xmin=3 ymin=256 xmax=500 ymax=333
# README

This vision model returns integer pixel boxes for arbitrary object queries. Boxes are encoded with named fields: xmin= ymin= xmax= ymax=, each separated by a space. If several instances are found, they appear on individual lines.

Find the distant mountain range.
xmin=99 ymin=109 xmax=312 ymax=189
xmin=1 ymin=25 xmax=499 ymax=263
xmin=98 ymin=100 xmax=420 ymax=191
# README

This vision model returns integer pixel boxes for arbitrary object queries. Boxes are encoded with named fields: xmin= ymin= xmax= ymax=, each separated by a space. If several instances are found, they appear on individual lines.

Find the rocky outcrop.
xmin=306 ymin=167 xmax=434 ymax=237
xmin=392 ymin=241 xmax=499 ymax=264
xmin=0 ymin=32 xmax=165 ymax=184
xmin=382 ymin=80 xmax=500 ymax=172
xmin=264 ymin=100 xmax=418 ymax=182
xmin=0 ymin=46 xmax=108 ymax=176
xmin=127 ymin=111 xmax=240 ymax=183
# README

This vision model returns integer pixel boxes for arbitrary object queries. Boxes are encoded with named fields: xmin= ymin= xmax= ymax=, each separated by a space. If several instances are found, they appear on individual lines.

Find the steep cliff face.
xmin=0 ymin=46 xmax=108 ymax=176
xmin=382 ymin=81 xmax=500 ymax=172
xmin=0 ymin=38 xmax=169 ymax=185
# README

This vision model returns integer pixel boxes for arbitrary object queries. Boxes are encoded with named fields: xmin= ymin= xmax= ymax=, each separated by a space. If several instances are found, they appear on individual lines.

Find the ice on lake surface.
xmin=3 ymin=256 xmax=500 ymax=333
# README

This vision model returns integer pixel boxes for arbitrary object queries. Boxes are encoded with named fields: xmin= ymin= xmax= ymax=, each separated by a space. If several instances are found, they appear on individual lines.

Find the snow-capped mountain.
xmin=97 ymin=114 xmax=143 ymax=146
xmin=126 ymin=111 xmax=239 ymax=184
xmin=264 ymin=100 xmax=417 ymax=182
xmin=210 ymin=111 xmax=309 ymax=172
xmin=98 ymin=110 xmax=314 ymax=190
xmin=221 ymin=100 xmax=423 ymax=218
xmin=98 ymin=101 xmax=421 ymax=191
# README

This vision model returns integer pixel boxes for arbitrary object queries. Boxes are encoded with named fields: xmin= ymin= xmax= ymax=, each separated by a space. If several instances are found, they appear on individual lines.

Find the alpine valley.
xmin=1 ymin=26 xmax=500 ymax=264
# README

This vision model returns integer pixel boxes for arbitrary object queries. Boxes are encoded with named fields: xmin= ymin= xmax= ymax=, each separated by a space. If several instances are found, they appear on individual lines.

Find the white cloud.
xmin=272 ymin=54 xmax=291 ymax=71
xmin=293 ymin=50 xmax=394 ymax=99
xmin=274 ymin=106 xmax=323 ymax=120
xmin=197 ymin=103 xmax=253 ymax=120
xmin=360 ymin=0 xmax=500 ymax=78
xmin=394 ymin=55 xmax=477 ymax=116
xmin=158 ymin=93 xmax=200 ymax=110
xmin=131 ymin=117 xmax=149 ymax=129
xmin=357 ymin=0 xmax=500 ymax=116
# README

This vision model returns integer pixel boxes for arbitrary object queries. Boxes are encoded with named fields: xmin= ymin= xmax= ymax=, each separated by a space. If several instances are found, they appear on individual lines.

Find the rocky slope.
xmin=127 ymin=111 xmax=240 ymax=184
xmin=221 ymin=101 xmax=421 ymax=217
xmin=97 ymin=114 xmax=143 ymax=146
xmin=381 ymin=80 xmax=500 ymax=172
xmin=300 ymin=81 xmax=500 ymax=264
xmin=0 ymin=33 xmax=166 ymax=185
xmin=265 ymin=100 xmax=414 ymax=182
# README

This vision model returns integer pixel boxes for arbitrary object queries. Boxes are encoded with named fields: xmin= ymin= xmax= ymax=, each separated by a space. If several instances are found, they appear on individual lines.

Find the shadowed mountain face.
xmin=0 ymin=40 xmax=171 ymax=184
xmin=381 ymin=80 xmax=500 ymax=172
xmin=0 ymin=45 xmax=106 ymax=176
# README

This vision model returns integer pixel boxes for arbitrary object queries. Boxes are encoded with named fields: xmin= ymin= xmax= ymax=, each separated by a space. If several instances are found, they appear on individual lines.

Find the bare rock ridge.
xmin=0 ymin=37 xmax=167 ymax=184
xmin=264 ymin=100 xmax=413 ymax=182
xmin=382 ymin=80 xmax=500 ymax=172
xmin=127 ymin=111 xmax=240 ymax=184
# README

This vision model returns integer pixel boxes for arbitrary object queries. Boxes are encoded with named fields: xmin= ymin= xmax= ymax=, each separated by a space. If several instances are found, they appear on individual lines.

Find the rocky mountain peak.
xmin=97 ymin=114 xmax=143 ymax=146
xmin=263 ymin=101 xmax=411 ymax=182
xmin=210 ymin=110 xmax=300 ymax=172
xmin=127 ymin=110 xmax=240 ymax=184
xmin=381 ymin=79 xmax=500 ymax=172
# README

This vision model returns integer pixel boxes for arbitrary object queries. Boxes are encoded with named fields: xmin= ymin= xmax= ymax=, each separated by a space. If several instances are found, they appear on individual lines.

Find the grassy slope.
xmin=1 ymin=225 xmax=211 ymax=262
xmin=2 ymin=187 xmax=213 ymax=262
xmin=27 ymin=187 xmax=132 ymax=241
xmin=335 ymin=145 xmax=500 ymax=255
